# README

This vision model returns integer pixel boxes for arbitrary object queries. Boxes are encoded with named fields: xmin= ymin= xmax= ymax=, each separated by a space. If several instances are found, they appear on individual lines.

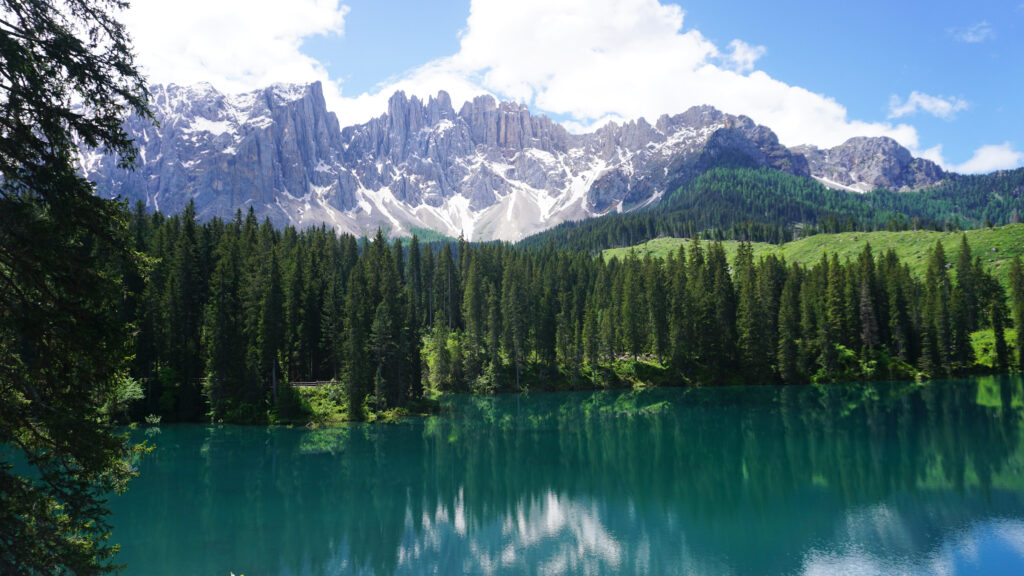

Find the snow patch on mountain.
xmin=83 ymin=81 xmax=941 ymax=242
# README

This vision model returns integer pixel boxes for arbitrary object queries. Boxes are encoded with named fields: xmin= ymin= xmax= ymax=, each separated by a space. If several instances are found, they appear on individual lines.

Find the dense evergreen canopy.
xmin=0 ymin=0 xmax=151 ymax=573
xmin=520 ymin=167 xmax=1024 ymax=253
xmin=122 ymin=202 xmax=1019 ymax=424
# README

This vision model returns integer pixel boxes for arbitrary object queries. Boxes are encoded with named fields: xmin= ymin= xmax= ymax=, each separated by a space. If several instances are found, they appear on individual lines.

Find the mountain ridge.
xmin=81 ymin=81 xmax=947 ymax=241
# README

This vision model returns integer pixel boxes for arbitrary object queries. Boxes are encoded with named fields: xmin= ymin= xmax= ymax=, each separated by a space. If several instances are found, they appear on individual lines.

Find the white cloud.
xmin=916 ymin=144 xmax=948 ymax=167
xmin=951 ymin=21 xmax=994 ymax=43
xmin=121 ymin=0 xmax=349 ymax=108
xmin=954 ymin=143 xmax=1024 ymax=174
xmin=333 ymin=0 xmax=919 ymax=149
xmin=888 ymin=91 xmax=968 ymax=120
xmin=723 ymin=39 xmax=766 ymax=74
xmin=129 ymin=0 xmax=1018 ymax=160
xmin=331 ymin=57 xmax=495 ymax=127
xmin=914 ymin=142 xmax=1024 ymax=174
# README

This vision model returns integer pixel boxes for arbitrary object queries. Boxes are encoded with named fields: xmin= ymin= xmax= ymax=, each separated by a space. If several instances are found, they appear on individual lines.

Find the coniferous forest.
xmin=123 ymin=198 xmax=1024 ymax=423
xmin=7 ymin=1 xmax=1024 ymax=574
xmin=521 ymin=167 xmax=1024 ymax=252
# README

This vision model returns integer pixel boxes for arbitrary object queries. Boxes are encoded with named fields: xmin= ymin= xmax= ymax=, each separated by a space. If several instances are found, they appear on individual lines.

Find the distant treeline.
xmin=519 ymin=167 xmax=1024 ymax=252
xmin=122 ymin=200 xmax=1024 ymax=422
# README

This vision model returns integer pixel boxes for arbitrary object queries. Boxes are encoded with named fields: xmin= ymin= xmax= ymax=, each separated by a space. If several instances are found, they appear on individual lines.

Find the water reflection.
xmin=111 ymin=377 xmax=1024 ymax=575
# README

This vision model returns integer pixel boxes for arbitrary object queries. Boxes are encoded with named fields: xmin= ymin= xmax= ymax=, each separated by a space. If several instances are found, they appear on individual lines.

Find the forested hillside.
xmin=124 ymin=201 xmax=1024 ymax=423
xmin=521 ymin=167 xmax=1024 ymax=253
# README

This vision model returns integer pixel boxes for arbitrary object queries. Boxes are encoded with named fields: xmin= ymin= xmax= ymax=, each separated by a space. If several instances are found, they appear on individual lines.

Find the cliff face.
xmin=83 ymin=81 xmax=927 ymax=241
xmin=84 ymin=83 xmax=355 ymax=221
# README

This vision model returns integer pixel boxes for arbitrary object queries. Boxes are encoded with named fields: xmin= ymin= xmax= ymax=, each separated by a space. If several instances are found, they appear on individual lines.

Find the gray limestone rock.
xmin=81 ymin=81 xmax=949 ymax=241
xmin=791 ymin=136 xmax=944 ymax=191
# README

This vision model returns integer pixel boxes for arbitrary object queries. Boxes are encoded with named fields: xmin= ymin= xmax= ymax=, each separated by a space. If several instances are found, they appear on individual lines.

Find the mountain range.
xmin=81 ymin=81 xmax=947 ymax=241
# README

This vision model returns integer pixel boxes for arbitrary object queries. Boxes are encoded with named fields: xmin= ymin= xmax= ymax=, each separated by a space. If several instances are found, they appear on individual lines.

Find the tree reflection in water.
xmin=112 ymin=377 xmax=1024 ymax=575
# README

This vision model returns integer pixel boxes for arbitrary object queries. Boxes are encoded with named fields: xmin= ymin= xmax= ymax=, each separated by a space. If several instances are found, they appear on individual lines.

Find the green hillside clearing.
xmin=603 ymin=224 xmax=1024 ymax=286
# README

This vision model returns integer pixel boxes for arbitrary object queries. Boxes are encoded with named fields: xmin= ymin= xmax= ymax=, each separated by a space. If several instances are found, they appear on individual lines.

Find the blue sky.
xmin=124 ymin=0 xmax=1024 ymax=173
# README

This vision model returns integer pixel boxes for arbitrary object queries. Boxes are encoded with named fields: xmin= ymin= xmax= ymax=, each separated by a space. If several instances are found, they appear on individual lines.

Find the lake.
xmin=110 ymin=377 xmax=1024 ymax=575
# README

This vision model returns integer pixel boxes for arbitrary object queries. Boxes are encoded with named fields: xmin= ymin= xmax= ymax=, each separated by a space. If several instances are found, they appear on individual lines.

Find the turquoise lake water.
xmin=110 ymin=377 xmax=1024 ymax=575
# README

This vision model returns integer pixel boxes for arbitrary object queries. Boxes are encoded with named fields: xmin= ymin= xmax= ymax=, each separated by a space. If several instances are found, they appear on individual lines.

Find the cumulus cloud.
xmin=129 ymin=0 xmax=1018 ymax=160
xmin=888 ymin=91 xmax=968 ymax=120
xmin=914 ymin=142 xmax=1024 ymax=174
xmin=333 ymin=0 xmax=919 ymax=149
xmin=951 ymin=21 xmax=994 ymax=43
xmin=723 ymin=40 xmax=766 ymax=74
xmin=915 ymin=144 xmax=948 ymax=167
xmin=121 ymin=0 xmax=349 ymax=107
xmin=954 ymin=143 xmax=1024 ymax=174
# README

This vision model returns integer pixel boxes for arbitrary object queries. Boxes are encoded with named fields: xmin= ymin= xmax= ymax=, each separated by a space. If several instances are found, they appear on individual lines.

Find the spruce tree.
xmin=462 ymin=257 xmax=486 ymax=381
xmin=668 ymin=246 xmax=692 ymax=373
xmin=203 ymin=233 xmax=246 ymax=418
xmin=921 ymin=241 xmax=951 ymax=375
xmin=261 ymin=249 xmax=286 ymax=400
xmin=344 ymin=264 xmax=372 ymax=419
xmin=501 ymin=259 xmax=526 ymax=391
xmin=735 ymin=242 xmax=769 ymax=382
xmin=171 ymin=200 xmax=206 ymax=419
xmin=621 ymin=251 xmax=646 ymax=360
xmin=644 ymin=257 xmax=669 ymax=363
xmin=777 ymin=271 xmax=801 ymax=384
xmin=0 ymin=0 xmax=152 ymax=569
xmin=1009 ymin=256 xmax=1024 ymax=370
xmin=583 ymin=295 xmax=601 ymax=378
xmin=857 ymin=245 xmax=879 ymax=352
xmin=485 ymin=282 xmax=502 ymax=371
xmin=707 ymin=243 xmax=737 ymax=381
xmin=819 ymin=255 xmax=844 ymax=380
xmin=956 ymin=234 xmax=979 ymax=330
xmin=798 ymin=264 xmax=822 ymax=376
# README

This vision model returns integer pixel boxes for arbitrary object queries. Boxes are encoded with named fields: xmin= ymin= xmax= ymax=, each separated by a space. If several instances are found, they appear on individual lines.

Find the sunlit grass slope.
xmin=604 ymin=224 xmax=1024 ymax=286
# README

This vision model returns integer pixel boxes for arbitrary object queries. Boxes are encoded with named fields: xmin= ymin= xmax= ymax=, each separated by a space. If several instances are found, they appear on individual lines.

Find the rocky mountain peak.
xmin=792 ymin=136 xmax=944 ymax=192
xmin=82 ymin=81 xmax=947 ymax=242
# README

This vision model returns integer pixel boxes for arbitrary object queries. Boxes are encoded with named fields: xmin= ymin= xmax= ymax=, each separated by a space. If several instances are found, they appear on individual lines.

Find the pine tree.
xmin=621 ymin=251 xmax=646 ymax=360
xmin=171 ymin=200 xmax=206 ymax=420
xmin=857 ymin=245 xmax=879 ymax=352
xmin=644 ymin=257 xmax=669 ymax=363
xmin=798 ymin=264 xmax=822 ymax=376
xmin=819 ymin=255 xmax=844 ymax=379
xmin=407 ymin=235 xmax=424 ymax=323
xmin=435 ymin=243 xmax=461 ymax=330
xmin=399 ymin=281 xmax=421 ymax=403
xmin=485 ymin=282 xmax=502 ymax=371
xmin=921 ymin=241 xmax=951 ymax=375
xmin=1009 ymin=256 xmax=1024 ymax=370
xmin=707 ymin=243 xmax=737 ymax=380
xmin=667 ymin=246 xmax=692 ymax=374
xmin=462 ymin=257 xmax=486 ymax=380
xmin=735 ymin=242 xmax=769 ymax=382
xmin=949 ymin=286 xmax=974 ymax=370
xmin=501 ymin=260 xmax=526 ymax=391
xmin=583 ymin=295 xmax=601 ymax=381
xmin=203 ymin=233 xmax=245 ymax=418
xmin=777 ymin=270 xmax=801 ymax=384
xmin=426 ymin=317 xmax=452 ymax=393
xmin=886 ymin=262 xmax=913 ymax=363
xmin=993 ymin=298 xmax=1011 ymax=372
xmin=369 ymin=299 xmax=395 ymax=410
xmin=956 ymin=234 xmax=979 ymax=331
xmin=260 ymin=249 xmax=285 ymax=400
xmin=283 ymin=242 xmax=305 ymax=381
xmin=0 ymin=0 xmax=152 ymax=569
xmin=344 ymin=264 xmax=372 ymax=419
